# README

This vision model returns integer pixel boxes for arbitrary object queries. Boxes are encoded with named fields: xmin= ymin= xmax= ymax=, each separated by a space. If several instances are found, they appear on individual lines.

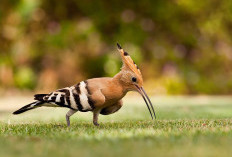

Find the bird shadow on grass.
xmin=3 ymin=120 xmax=156 ymax=129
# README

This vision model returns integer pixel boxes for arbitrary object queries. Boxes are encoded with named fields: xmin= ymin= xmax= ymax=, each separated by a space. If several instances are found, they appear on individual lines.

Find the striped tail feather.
xmin=13 ymin=101 xmax=43 ymax=115
xmin=34 ymin=94 xmax=47 ymax=101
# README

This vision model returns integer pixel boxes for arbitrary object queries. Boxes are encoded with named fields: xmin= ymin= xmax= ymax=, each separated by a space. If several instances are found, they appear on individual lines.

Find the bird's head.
xmin=116 ymin=43 xmax=156 ymax=119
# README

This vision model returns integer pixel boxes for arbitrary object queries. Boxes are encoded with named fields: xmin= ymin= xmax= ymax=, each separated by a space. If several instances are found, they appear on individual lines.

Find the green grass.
xmin=1 ymin=96 xmax=232 ymax=157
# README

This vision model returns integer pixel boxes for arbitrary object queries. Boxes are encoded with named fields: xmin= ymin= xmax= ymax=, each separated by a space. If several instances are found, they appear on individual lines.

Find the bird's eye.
xmin=132 ymin=77 xmax=137 ymax=82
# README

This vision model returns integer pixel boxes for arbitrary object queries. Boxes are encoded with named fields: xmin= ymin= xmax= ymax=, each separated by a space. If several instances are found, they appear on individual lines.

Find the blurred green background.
xmin=1 ymin=0 xmax=232 ymax=95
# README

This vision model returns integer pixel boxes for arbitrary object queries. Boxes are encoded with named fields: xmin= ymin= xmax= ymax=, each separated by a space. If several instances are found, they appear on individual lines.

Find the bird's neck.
xmin=112 ymin=71 xmax=128 ymax=94
xmin=112 ymin=71 xmax=122 ymax=81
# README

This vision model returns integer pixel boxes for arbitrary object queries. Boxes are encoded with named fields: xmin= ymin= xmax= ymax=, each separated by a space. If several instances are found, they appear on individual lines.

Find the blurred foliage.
xmin=1 ymin=0 xmax=232 ymax=94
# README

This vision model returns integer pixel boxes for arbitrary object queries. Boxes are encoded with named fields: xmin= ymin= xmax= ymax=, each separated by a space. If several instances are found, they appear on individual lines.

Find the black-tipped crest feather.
xmin=117 ymin=43 xmax=122 ymax=49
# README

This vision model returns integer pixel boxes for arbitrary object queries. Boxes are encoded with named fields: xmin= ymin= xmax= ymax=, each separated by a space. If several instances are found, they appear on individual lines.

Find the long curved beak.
xmin=135 ymin=85 xmax=156 ymax=120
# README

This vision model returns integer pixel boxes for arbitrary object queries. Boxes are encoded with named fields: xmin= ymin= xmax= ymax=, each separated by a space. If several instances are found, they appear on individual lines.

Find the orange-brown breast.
xmin=87 ymin=77 xmax=125 ymax=108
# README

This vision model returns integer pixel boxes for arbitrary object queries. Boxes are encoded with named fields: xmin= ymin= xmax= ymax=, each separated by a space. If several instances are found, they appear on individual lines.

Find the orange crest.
xmin=117 ymin=43 xmax=143 ymax=85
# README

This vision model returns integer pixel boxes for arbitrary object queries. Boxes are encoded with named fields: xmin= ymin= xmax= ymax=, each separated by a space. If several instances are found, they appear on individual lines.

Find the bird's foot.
xmin=93 ymin=122 xmax=99 ymax=126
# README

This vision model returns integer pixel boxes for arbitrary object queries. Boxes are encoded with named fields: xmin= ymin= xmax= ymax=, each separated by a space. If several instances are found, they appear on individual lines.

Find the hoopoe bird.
xmin=13 ymin=43 xmax=156 ymax=126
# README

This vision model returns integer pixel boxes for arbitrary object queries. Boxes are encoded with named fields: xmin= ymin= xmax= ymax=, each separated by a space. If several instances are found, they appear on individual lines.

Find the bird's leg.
xmin=93 ymin=110 xmax=100 ymax=126
xmin=66 ymin=109 xmax=77 ymax=127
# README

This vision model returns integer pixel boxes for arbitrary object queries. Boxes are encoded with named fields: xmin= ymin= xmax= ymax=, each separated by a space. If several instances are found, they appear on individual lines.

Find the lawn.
xmin=0 ymin=96 xmax=232 ymax=157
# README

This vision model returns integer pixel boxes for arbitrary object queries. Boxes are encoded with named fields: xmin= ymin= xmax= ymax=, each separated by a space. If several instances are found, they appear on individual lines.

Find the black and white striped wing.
xmin=34 ymin=81 xmax=95 ymax=112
